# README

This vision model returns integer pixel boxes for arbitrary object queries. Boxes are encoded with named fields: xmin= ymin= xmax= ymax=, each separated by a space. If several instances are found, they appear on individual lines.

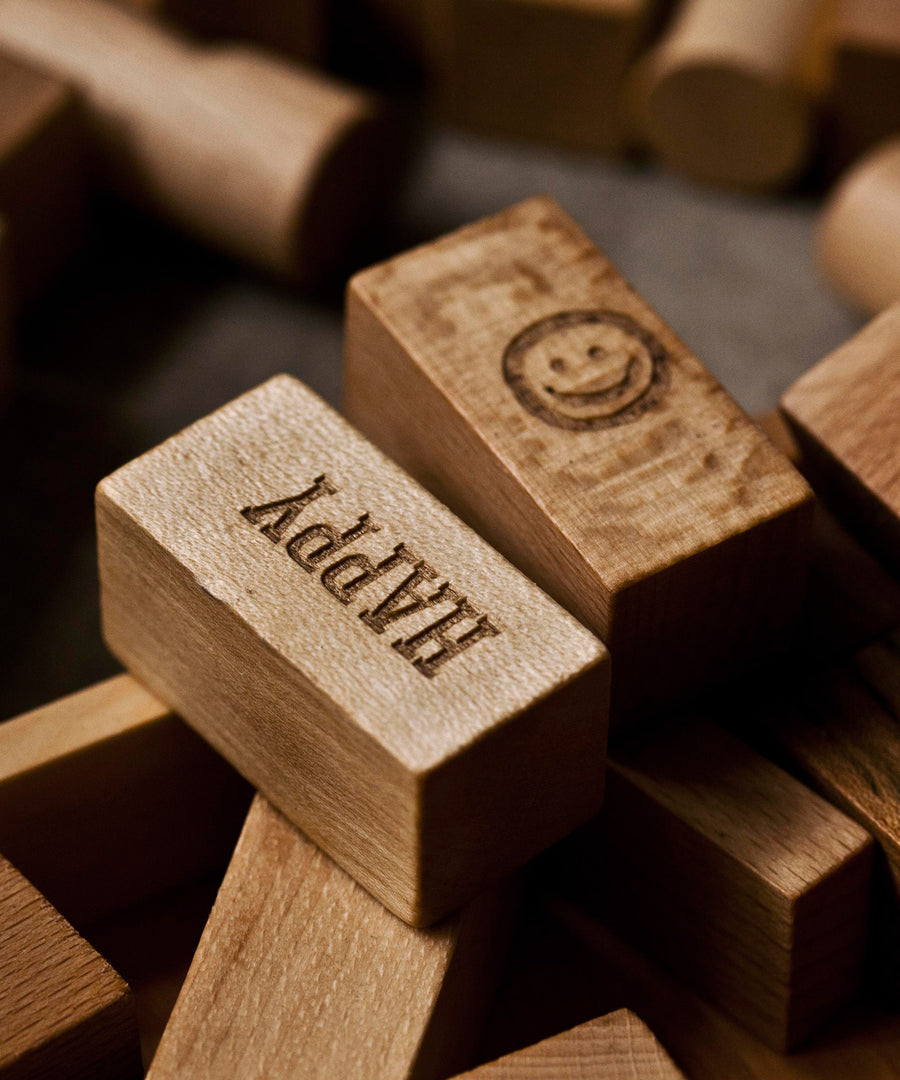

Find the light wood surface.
xmin=0 ymin=853 xmax=140 ymax=1079
xmin=556 ymin=898 xmax=900 ymax=1080
xmin=0 ymin=47 xmax=89 ymax=308
xmin=97 ymin=374 xmax=609 ymax=926
xmin=345 ymin=196 xmax=813 ymax=715
xmin=638 ymin=0 xmax=824 ymax=189
xmin=818 ymin=140 xmax=900 ymax=314
xmin=454 ymin=1009 xmax=685 ymax=1078
xmin=829 ymin=0 xmax=900 ymax=171
xmin=0 ymin=0 xmax=393 ymax=280
xmin=599 ymin=719 xmax=873 ymax=1049
xmin=0 ymin=674 xmax=251 ymax=929
xmin=147 ymin=794 xmax=512 ymax=1080
xmin=782 ymin=303 xmax=900 ymax=569
xmin=436 ymin=0 xmax=657 ymax=152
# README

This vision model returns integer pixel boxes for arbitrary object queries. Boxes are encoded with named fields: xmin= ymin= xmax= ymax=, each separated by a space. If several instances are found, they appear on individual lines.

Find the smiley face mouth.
xmin=544 ymin=354 xmax=649 ymax=407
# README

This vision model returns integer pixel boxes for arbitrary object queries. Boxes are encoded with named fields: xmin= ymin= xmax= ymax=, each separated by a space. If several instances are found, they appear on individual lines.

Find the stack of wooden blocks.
xmin=4 ymin=1 xmax=900 ymax=1079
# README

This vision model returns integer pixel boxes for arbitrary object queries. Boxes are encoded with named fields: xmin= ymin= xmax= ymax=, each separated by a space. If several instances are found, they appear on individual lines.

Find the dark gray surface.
xmin=1 ymin=125 xmax=862 ymax=719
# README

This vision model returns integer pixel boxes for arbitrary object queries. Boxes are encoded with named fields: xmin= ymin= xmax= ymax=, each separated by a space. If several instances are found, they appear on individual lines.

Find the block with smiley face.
xmin=344 ymin=196 xmax=814 ymax=716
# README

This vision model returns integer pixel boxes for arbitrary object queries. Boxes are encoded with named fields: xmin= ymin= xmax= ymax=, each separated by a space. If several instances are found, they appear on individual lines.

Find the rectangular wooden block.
xmin=0 ymin=853 xmax=140 ymax=1079
xmin=345 ymin=196 xmax=813 ymax=715
xmin=0 ymin=675 xmax=252 ymax=930
xmin=599 ymin=720 xmax=873 ymax=1049
xmin=434 ymin=0 xmax=658 ymax=152
xmin=782 ymin=303 xmax=900 ymax=573
xmin=0 ymin=48 xmax=89 ymax=307
xmin=454 ymin=1009 xmax=685 ymax=1078
xmin=147 ymin=793 xmax=512 ymax=1079
xmin=97 ymin=374 xmax=609 ymax=926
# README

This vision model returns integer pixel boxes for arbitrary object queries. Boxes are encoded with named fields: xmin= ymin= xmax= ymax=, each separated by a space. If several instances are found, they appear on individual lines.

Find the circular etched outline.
xmin=502 ymin=309 xmax=671 ymax=431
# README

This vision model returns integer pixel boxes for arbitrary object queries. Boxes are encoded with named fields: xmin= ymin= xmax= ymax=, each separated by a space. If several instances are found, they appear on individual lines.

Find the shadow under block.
xmin=782 ymin=304 xmax=900 ymax=571
xmin=0 ymin=0 xmax=391 ymax=281
xmin=344 ymin=196 xmax=814 ymax=716
xmin=454 ymin=1010 xmax=685 ymax=1078
xmin=435 ymin=0 xmax=657 ymax=152
xmin=0 ymin=48 xmax=89 ymax=308
xmin=601 ymin=720 xmax=873 ymax=1050
xmin=96 ymin=374 xmax=609 ymax=927
xmin=0 ymin=854 xmax=140 ymax=1080
xmin=147 ymin=794 xmax=511 ymax=1080
xmin=0 ymin=674 xmax=252 ymax=930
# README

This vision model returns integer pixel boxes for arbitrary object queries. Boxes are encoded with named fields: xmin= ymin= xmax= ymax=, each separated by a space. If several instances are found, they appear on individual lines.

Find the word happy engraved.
xmin=502 ymin=309 xmax=670 ymax=430
xmin=240 ymin=475 xmax=502 ymax=678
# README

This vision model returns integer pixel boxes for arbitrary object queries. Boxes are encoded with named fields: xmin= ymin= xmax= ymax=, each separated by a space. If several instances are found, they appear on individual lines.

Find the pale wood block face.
xmin=0 ymin=675 xmax=252 ymax=929
xmin=345 ymin=196 xmax=813 ymax=713
xmin=0 ymin=854 xmax=140 ymax=1079
xmin=147 ymin=794 xmax=511 ymax=1080
xmin=454 ymin=1009 xmax=685 ymax=1078
xmin=602 ymin=720 xmax=873 ymax=1049
xmin=782 ymin=304 xmax=900 ymax=569
xmin=97 ymin=374 xmax=608 ymax=925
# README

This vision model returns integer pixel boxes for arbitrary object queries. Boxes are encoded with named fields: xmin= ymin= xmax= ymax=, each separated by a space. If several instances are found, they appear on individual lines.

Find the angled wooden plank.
xmin=147 ymin=794 xmax=512 ymax=1080
xmin=97 ymin=374 xmax=609 ymax=926
xmin=594 ymin=720 xmax=873 ymax=1049
xmin=0 ymin=853 xmax=140 ymax=1080
xmin=345 ymin=196 xmax=813 ymax=716
xmin=782 ymin=303 xmax=900 ymax=569
xmin=0 ymin=674 xmax=252 ymax=929
xmin=454 ymin=1009 xmax=685 ymax=1078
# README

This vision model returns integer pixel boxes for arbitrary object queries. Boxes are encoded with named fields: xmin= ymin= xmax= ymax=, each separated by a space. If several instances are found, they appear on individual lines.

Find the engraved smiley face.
xmin=502 ymin=310 xmax=670 ymax=430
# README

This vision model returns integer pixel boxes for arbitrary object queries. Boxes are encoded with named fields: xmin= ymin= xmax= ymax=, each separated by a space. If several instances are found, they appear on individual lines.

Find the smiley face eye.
xmin=587 ymin=345 xmax=608 ymax=360
xmin=549 ymin=357 xmax=566 ymax=373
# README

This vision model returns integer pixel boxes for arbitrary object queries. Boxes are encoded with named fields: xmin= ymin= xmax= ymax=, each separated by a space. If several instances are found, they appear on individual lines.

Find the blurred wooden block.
xmin=0 ymin=674 xmax=252 ymax=930
xmin=0 ymin=854 xmax=140 ymax=1079
xmin=829 ymin=0 xmax=900 ymax=172
xmin=601 ymin=720 xmax=872 ymax=1049
xmin=147 ymin=794 xmax=512 ymax=1079
xmin=436 ymin=0 xmax=658 ymax=152
xmin=782 ymin=304 xmax=900 ymax=570
xmin=97 ymin=374 xmax=609 ymax=926
xmin=454 ymin=1009 xmax=685 ymax=1078
xmin=345 ymin=196 xmax=813 ymax=716
xmin=0 ymin=47 xmax=89 ymax=307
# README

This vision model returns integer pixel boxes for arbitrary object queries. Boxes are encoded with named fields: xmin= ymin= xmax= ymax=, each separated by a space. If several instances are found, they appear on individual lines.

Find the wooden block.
xmin=0 ymin=47 xmax=89 ymax=308
xmin=147 ymin=793 xmax=513 ymax=1079
xmin=453 ymin=1010 xmax=685 ymax=1079
xmin=817 ymin=140 xmax=900 ymax=315
xmin=828 ymin=0 xmax=900 ymax=172
xmin=0 ymin=853 xmax=140 ymax=1079
xmin=599 ymin=719 xmax=873 ymax=1049
xmin=637 ymin=0 xmax=825 ymax=189
xmin=0 ymin=0 xmax=395 ymax=281
xmin=435 ymin=0 xmax=659 ymax=152
xmin=96 ymin=374 xmax=609 ymax=926
xmin=0 ymin=674 xmax=252 ymax=929
xmin=344 ymin=196 xmax=813 ymax=716
xmin=782 ymin=303 xmax=900 ymax=571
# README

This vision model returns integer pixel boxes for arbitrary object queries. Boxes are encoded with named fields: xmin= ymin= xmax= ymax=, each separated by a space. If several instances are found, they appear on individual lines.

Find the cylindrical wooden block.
xmin=818 ymin=139 xmax=900 ymax=315
xmin=0 ymin=0 xmax=394 ymax=280
xmin=639 ymin=0 xmax=822 ymax=189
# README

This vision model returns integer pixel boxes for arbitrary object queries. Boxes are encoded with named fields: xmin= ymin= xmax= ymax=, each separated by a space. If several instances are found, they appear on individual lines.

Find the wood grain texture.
xmin=782 ymin=303 xmax=900 ymax=570
xmin=454 ymin=1009 xmax=684 ymax=1078
xmin=0 ymin=854 xmax=140 ymax=1080
xmin=0 ymin=0 xmax=392 ymax=281
xmin=0 ymin=674 xmax=252 ymax=929
xmin=598 ymin=719 xmax=873 ymax=1049
xmin=637 ymin=0 xmax=825 ymax=189
xmin=0 ymin=46 xmax=89 ymax=307
xmin=435 ymin=0 xmax=657 ymax=152
xmin=817 ymin=141 xmax=900 ymax=315
xmin=345 ymin=196 xmax=813 ymax=715
xmin=147 ymin=794 xmax=513 ymax=1080
xmin=97 ymin=374 xmax=609 ymax=926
